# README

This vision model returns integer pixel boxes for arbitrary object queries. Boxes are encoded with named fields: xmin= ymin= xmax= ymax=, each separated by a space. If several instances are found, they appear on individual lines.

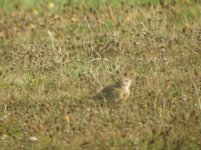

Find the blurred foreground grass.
xmin=0 ymin=0 xmax=201 ymax=149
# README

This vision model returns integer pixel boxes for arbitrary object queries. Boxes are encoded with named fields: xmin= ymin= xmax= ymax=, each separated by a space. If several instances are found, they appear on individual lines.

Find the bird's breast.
xmin=120 ymin=89 xmax=130 ymax=100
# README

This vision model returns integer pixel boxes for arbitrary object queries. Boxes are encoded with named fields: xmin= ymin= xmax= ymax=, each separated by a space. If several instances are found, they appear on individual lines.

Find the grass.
xmin=0 ymin=0 xmax=201 ymax=149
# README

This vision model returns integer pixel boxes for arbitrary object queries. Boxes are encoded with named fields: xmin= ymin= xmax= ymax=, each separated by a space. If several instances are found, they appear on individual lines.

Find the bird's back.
xmin=93 ymin=84 xmax=125 ymax=103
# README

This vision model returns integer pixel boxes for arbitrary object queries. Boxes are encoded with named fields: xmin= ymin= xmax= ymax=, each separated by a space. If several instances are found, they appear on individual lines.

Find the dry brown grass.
xmin=0 ymin=1 xmax=201 ymax=149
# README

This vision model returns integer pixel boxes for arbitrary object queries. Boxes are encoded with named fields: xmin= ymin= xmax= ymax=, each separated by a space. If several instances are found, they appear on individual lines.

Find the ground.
xmin=0 ymin=0 xmax=201 ymax=149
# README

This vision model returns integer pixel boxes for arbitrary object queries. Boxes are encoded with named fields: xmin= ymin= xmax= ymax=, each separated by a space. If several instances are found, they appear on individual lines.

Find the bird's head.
xmin=117 ymin=78 xmax=132 ymax=89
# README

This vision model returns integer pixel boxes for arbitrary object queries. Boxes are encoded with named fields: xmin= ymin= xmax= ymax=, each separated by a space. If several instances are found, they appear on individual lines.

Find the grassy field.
xmin=0 ymin=0 xmax=201 ymax=149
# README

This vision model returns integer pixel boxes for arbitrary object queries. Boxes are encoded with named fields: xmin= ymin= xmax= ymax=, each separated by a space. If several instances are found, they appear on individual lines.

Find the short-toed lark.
xmin=93 ymin=78 xmax=132 ymax=103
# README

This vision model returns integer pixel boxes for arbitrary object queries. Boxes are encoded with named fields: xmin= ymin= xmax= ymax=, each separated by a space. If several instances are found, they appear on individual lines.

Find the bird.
xmin=92 ymin=78 xmax=132 ymax=103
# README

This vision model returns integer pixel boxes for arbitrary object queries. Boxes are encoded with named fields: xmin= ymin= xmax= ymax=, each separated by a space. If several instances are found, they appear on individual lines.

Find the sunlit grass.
xmin=0 ymin=0 xmax=200 ymax=149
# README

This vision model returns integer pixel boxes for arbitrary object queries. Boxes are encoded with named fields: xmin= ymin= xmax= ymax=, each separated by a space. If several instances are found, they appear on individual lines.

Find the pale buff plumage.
xmin=93 ymin=78 xmax=132 ymax=103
